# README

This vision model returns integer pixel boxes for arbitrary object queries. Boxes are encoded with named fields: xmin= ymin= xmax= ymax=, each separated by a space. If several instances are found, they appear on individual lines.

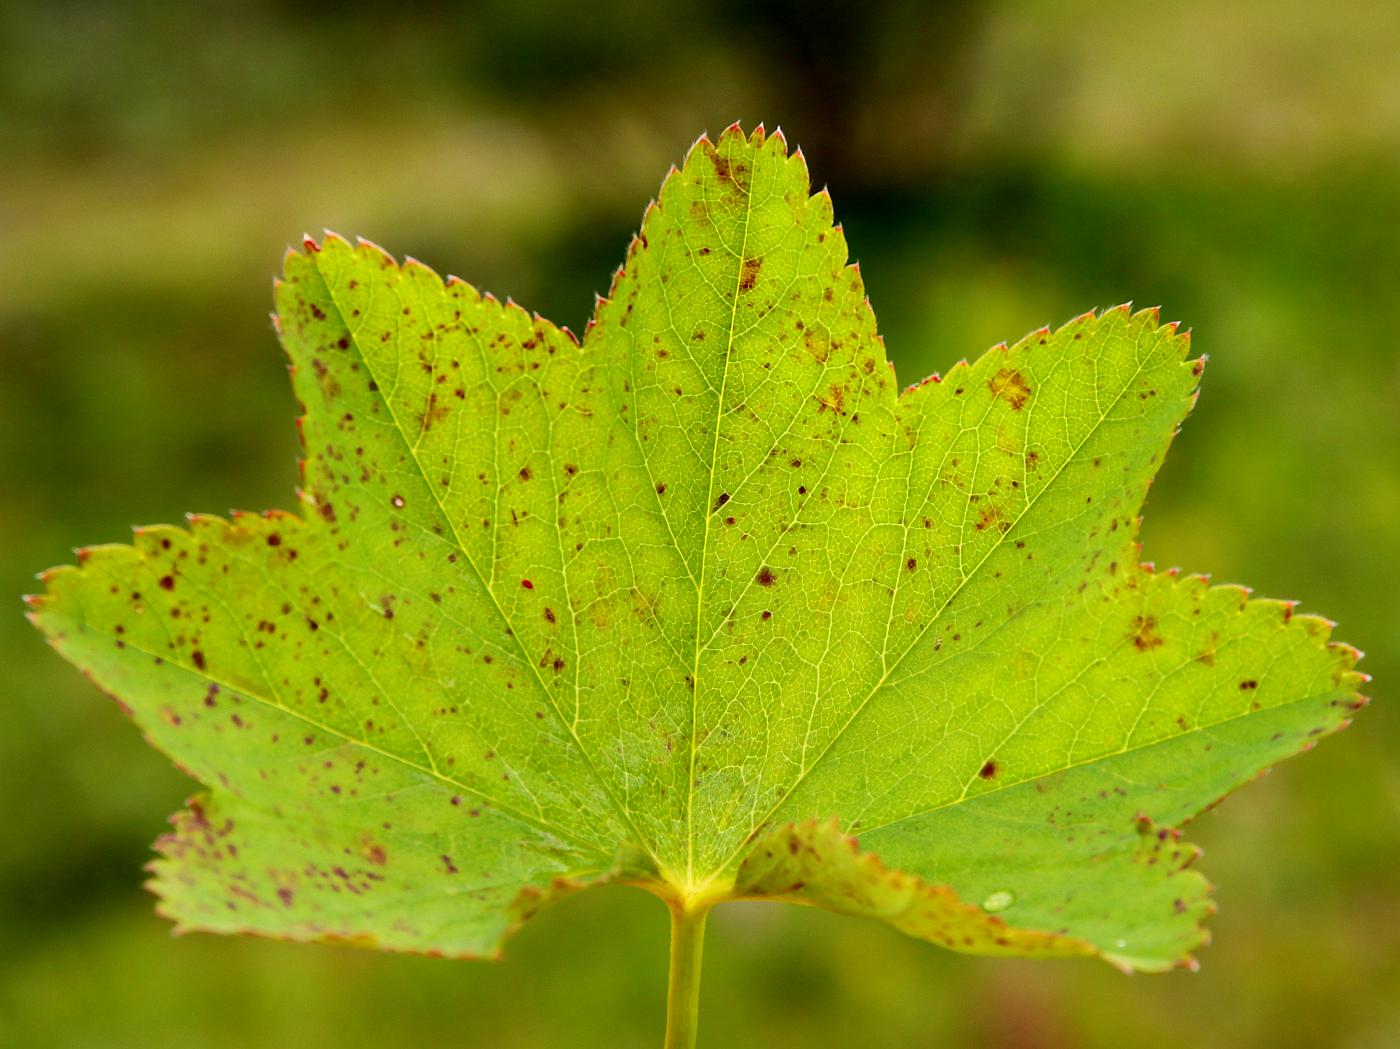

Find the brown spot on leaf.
xmin=817 ymin=385 xmax=846 ymax=414
xmin=974 ymin=506 xmax=1005 ymax=532
xmin=420 ymin=394 xmax=451 ymax=432
xmin=709 ymin=148 xmax=749 ymax=195
xmin=989 ymin=368 xmax=1032 ymax=409
xmin=803 ymin=329 xmax=831 ymax=363
xmin=739 ymin=256 xmax=763 ymax=292
xmin=1130 ymin=614 xmax=1164 ymax=651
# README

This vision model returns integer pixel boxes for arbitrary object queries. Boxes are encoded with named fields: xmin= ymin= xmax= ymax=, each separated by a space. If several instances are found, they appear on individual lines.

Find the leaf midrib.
xmin=310 ymin=248 xmax=661 ymax=870
xmin=63 ymin=584 xmax=603 ymax=855
xmin=855 ymin=680 xmax=1344 ymax=840
xmin=698 ymin=325 xmax=1169 ymax=886
xmin=686 ymin=157 xmax=757 ymax=889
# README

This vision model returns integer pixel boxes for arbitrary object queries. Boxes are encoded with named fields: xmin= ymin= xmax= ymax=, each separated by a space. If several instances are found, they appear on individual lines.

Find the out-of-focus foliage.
xmin=2 ymin=1 xmax=1396 ymax=1046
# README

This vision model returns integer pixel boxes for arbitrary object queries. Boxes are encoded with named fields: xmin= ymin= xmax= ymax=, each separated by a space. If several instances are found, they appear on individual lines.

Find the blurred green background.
xmin=3 ymin=1 xmax=1398 ymax=1046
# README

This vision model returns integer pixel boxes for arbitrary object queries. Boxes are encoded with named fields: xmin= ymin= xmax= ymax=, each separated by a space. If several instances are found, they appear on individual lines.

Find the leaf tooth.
xmin=604 ymin=263 xmax=627 ymax=301
xmin=401 ymin=254 xmax=445 ymax=287
xmin=1216 ymin=582 xmax=1254 ymax=605
xmin=1136 ymin=567 xmax=1371 ymax=713
xmin=1328 ymin=640 xmax=1365 ymax=664
xmin=502 ymin=295 xmax=533 ymax=326
xmin=346 ymin=233 xmax=391 ymax=268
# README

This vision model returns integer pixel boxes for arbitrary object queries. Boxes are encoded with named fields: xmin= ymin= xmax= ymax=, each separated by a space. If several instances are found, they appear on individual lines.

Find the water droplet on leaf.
xmin=981 ymin=890 xmax=1014 ymax=913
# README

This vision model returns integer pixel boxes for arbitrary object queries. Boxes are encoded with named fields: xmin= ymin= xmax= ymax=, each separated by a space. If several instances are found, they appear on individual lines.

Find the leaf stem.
xmin=664 ymin=900 xmax=711 ymax=1049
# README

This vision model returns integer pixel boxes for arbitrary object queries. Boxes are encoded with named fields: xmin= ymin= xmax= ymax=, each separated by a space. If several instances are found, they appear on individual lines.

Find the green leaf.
xmin=28 ymin=125 xmax=1366 ymax=973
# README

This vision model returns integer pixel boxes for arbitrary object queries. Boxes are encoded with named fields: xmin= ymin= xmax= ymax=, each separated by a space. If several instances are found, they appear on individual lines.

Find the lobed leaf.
xmin=29 ymin=125 xmax=1367 ymax=971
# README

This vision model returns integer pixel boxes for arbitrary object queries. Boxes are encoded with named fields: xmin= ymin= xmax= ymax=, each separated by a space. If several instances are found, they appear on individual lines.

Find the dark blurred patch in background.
xmin=3 ymin=2 xmax=1398 ymax=1046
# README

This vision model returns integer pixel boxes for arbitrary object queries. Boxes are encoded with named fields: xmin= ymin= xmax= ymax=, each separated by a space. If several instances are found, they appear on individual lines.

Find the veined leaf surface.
xmin=29 ymin=125 xmax=1367 ymax=972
